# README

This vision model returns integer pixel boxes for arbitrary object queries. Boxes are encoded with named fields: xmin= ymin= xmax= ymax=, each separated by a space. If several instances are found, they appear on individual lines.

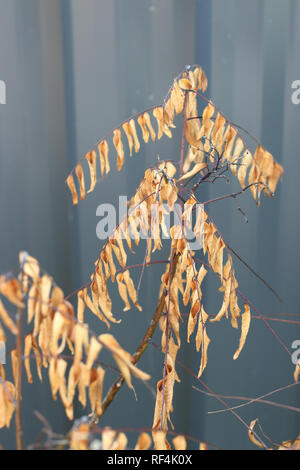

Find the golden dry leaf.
xmin=278 ymin=434 xmax=300 ymax=450
xmin=66 ymin=65 xmax=282 ymax=208
xmin=99 ymin=334 xmax=150 ymax=389
xmin=178 ymin=78 xmax=192 ymax=90
xmin=75 ymin=164 xmax=85 ymax=201
xmin=122 ymin=121 xmax=134 ymax=156
xmin=116 ymin=273 xmax=131 ymax=311
xmin=0 ymin=299 xmax=17 ymax=334
xmin=86 ymin=336 xmax=102 ymax=370
xmin=31 ymin=335 xmax=42 ymax=381
xmin=51 ymin=285 xmax=64 ymax=307
xmin=48 ymin=358 xmax=68 ymax=405
xmin=123 ymin=270 xmax=142 ymax=311
xmin=19 ymin=251 xmax=40 ymax=281
xmin=237 ymin=150 xmax=252 ymax=188
xmin=77 ymin=290 xmax=85 ymax=323
xmin=0 ymin=277 xmax=24 ymax=308
xmin=233 ymin=304 xmax=251 ymax=360
xmin=113 ymin=128 xmax=125 ymax=171
xmin=294 ymin=362 xmax=300 ymax=383
xmin=248 ymin=419 xmax=264 ymax=448
xmin=24 ymin=334 xmax=33 ymax=383
xmin=89 ymin=366 xmax=105 ymax=416
xmin=83 ymin=286 xmax=110 ymax=328
xmin=137 ymin=114 xmax=150 ymax=143
xmin=115 ymin=433 xmax=128 ymax=450
xmin=179 ymin=163 xmax=207 ymax=182
xmin=172 ymin=435 xmax=187 ymax=450
xmin=86 ymin=150 xmax=97 ymax=193
xmin=100 ymin=428 xmax=127 ymax=450
xmin=11 ymin=349 xmax=19 ymax=389
xmin=143 ymin=112 xmax=156 ymax=141
xmin=195 ymin=307 xmax=210 ymax=377
xmin=51 ymin=311 xmax=67 ymax=357
xmin=230 ymin=137 xmax=244 ymax=176
xmin=98 ymin=140 xmax=110 ymax=176
xmin=129 ymin=119 xmax=140 ymax=154
xmin=93 ymin=267 xmax=119 ymax=324
xmin=268 ymin=161 xmax=283 ymax=194
xmin=0 ymin=323 xmax=6 ymax=342
xmin=152 ymin=354 xmax=176 ymax=431
xmin=70 ymin=422 xmax=90 ymax=450
xmin=73 ymin=323 xmax=89 ymax=372
xmin=153 ymin=107 xmax=172 ymax=139
xmin=135 ymin=432 xmax=152 ymax=450
xmin=40 ymin=275 xmax=52 ymax=317
xmin=0 ymin=380 xmax=16 ymax=429
xmin=66 ymin=173 xmax=78 ymax=205
xmin=27 ymin=282 xmax=40 ymax=325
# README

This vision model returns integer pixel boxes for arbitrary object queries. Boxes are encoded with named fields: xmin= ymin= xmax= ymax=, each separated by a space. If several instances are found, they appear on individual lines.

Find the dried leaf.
xmin=113 ymin=128 xmax=125 ymax=171
xmin=98 ymin=140 xmax=110 ymax=175
xmin=172 ymin=435 xmax=187 ymax=450
xmin=75 ymin=164 xmax=85 ymax=201
xmin=135 ymin=432 xmax=152 ymax=450
xmin=233 ymin=304 xmax=251 ymax=360
xmin=66 ymin=173 xmax=78 ymax=205
xmin=0 ymin=300 xmax=17 ymax=334
xmin=248 ymin=419 xmax=264 ymax=448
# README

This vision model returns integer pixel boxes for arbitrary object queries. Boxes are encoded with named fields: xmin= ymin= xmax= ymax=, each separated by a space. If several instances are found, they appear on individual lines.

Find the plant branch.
xmin=99 ymin=253 xmax=180 ymax=419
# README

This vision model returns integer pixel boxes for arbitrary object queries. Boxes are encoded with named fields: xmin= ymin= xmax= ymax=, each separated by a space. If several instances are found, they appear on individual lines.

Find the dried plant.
xmin=0 ymin=65 xmax=298 ymax=451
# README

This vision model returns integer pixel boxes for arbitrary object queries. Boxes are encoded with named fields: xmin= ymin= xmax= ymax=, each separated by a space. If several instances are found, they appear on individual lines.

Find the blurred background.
xmin=0 ymin=0 xmax=299 ymax=450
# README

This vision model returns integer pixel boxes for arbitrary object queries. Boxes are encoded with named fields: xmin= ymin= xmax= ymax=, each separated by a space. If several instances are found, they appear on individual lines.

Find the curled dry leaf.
xmin=0 ymin=380 xmax=16 ymax=429
xmin=70 ymin=422 xmax=90 ymax=450
xmin=66 ymin=66 xmax=207 ymax=205
xmin=172 ymin=435 xmax=187 ymax=450
xmin=233 ymin=304 xmax=251 ymax=360
xmin=248 ymin=419 xmax=264 ymax=449
xmin=99 ymin=333 xmax=150 ymax=389
xmin=0 ymin=299 xmax=17 ymax=334
xmin=0 ymin=277 xmax=24 ymax=308
xmin=135 ymin=432 xmax=152 ymax=450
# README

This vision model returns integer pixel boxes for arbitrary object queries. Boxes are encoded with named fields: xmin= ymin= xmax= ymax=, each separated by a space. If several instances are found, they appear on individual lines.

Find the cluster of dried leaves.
xmin=66 ymin=65 xmax=282 ymax=207
xmin=0 ymin=253 xmax=150 ymax=430
xmin=70 ymin=425 xmax=208 ymax=451
xmin=63 ymin=65 xmax=290 ymax=449
xmin=1 ymin=65 xmax=297 ymax=450
xmin=248 ymin=419 xmax=300 ymax=450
